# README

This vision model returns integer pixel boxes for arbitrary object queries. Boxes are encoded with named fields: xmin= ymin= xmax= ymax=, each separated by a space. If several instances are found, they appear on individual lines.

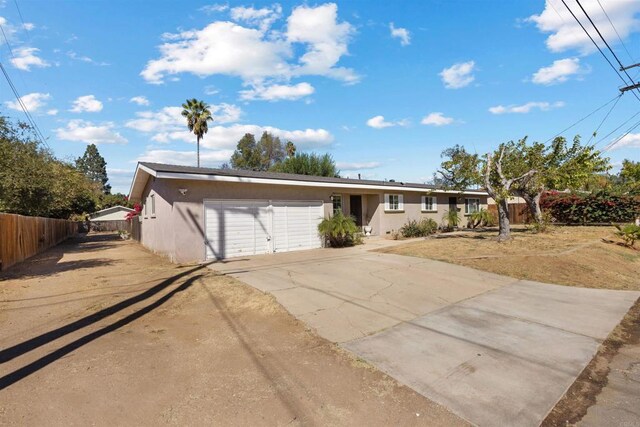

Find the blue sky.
xmin=1 ymin=0 xmax=640 ymax=193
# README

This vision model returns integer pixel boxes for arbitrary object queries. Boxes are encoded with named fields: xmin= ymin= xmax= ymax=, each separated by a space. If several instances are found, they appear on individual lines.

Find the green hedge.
xmin=540 ymin=191 xmax=640 ymax=224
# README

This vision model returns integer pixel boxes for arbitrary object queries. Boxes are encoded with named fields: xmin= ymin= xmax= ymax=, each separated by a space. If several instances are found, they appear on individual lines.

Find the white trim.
xmin=421 ymin=195 xmax=437 ymax=212
xmin=153 ymin=171 xmax=488 ymax=195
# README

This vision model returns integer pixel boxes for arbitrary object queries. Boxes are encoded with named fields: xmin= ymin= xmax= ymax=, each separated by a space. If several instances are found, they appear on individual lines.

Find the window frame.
xmin=150 ymin=194 xmax=156 ymax=218
xmin=421 ymin=195 xmax=437 ymax=212
xmin=384 ymin=193 xmax=404 ymax=212
xmin=465 ymin=198 xmax=480 ymax=215
xmin=332 ymin=194 xmax=342 ymax=215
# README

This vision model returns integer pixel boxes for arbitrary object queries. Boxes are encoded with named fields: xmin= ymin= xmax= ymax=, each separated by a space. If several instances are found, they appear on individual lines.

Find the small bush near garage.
xmin=400 ymin=218 xmax=438 ymax=238
xmin=541 ymin=191 xmax=640 ymax=224
xmin=318 ymin=212 xmax=359 ymax=247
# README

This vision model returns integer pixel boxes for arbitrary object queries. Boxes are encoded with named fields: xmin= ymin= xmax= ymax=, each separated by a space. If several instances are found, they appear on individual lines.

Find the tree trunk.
xmin=497 ymin=198 xmax=511 ymax=242
xmin=197 ymin=136 xmax=201 ymax=168
xmin=522 ymin=192 xmax=542 ymax=224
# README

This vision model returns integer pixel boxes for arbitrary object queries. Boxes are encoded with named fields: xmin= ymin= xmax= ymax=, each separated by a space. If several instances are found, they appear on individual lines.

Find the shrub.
xmin=615 ymin=223 xmax=640 ymax=248
xmin=442 ymin=209 xmax=461 ymax=230
xmin=400 ymin=218 xmax=438 ymax=238
xmin=318 ymin=211 xmax=359 ymax=247
xmin=468 ymin=208 xmax=496 ymax=228
xmin=541 ymin=191 xmax=640 ymax=224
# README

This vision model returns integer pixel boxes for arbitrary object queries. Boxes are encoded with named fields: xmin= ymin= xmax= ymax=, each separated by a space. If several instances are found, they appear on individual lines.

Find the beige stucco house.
xmin=129 ymin=162 xmax=488 ymax=263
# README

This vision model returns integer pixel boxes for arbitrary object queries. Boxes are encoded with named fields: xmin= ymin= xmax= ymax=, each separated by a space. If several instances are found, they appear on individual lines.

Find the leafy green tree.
xmin=0 ymin=115 xmax=99 ymax=218
xmin=181 ymin=98 xmax=213 ymax=167
xmin=504 ymin=136 xmax=609 ymax=224
xmin=286 ymin=141 xmax=296 ymax=158
xmin=76 ymin=143 xmax=110 ymax=193
xmin=271 ymin=152 xmax=340 ymax=177
xmin=620 ymin=159 xmax=640 ymax=195
xmin=99 ymin=192 xmax=133 ymax=209
xmin=230 ymin=133 xmax=260 ymax=169
xmin=257 ymin=131 xmax=285 ymax=170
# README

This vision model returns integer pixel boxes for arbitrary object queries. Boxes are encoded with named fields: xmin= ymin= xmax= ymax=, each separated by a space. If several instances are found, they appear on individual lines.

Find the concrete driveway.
xmin=213 ymin=240 xmax=639 ymax=426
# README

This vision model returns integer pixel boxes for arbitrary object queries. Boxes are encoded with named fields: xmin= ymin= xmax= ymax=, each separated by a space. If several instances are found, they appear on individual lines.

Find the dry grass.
xmin=379 ymin=226 xmax=640 ymax=290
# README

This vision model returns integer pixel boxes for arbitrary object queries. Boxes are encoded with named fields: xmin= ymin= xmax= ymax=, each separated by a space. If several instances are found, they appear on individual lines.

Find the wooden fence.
xmin=488 ymin=203 xmax=530 ymax=225
xmin=0 ymin=213 xmax=79 ymax=272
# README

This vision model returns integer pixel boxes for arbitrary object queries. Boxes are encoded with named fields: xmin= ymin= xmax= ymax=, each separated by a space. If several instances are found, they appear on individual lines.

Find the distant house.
xmin=89 ymin=205 xmax=134 ymax=231
xmin=128 ymin=162 xmax=489 ymax=263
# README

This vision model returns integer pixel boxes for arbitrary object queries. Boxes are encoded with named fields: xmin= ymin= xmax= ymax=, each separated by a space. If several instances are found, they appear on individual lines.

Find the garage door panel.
xmin=272 ymin=201 xmax=323 ymax=254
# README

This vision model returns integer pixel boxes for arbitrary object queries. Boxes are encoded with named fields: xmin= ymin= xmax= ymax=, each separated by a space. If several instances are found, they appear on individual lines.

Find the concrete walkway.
xmin=213 ymin=239 xmax=639 ymax=426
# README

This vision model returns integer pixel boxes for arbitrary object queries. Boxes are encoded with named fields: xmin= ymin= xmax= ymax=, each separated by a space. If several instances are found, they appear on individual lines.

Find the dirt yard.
xmin=0 ymin=233 xmax=464 ymax=426
xmin=379 ymin=226 xmax=640 ymax=291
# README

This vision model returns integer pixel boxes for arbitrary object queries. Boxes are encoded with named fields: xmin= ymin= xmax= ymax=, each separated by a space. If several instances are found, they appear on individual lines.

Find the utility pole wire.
xmin=594 ymin=109 xmax=640 ymax=148
xmin=560 ymin=0 xmax=640 ymax=102
xmin=586 ymin=93 xmax=622 ymax=146
xmin=603 ymin=117 xmax=640 ymax=151
xmin=573 ymin=0 xmax=640 ymax=98
xmin=595 ymin=0 xmax=634 ymax=62
xmin=543 ymin=94 xmax=622 ymax=144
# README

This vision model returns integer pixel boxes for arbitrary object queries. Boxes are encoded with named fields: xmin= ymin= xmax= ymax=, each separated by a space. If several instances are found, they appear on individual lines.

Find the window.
xmin=144 ymin=198 xmax=148 ymax=218
xmin=384 ymin=194 xmax=403 ymax=211
xmin=465 ymin=198 xmax=480 ymax=215
xmin=332 ymin=195 xmax=342 ymax=215
xmin=422 ymin=196 xmax=437 ymax=212
xmin=150 ymin=194 xmax=156 ymax=217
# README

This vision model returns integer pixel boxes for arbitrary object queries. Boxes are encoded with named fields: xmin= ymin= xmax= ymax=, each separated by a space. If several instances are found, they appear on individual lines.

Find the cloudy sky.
xmin=1 ymin=0 xmax=640 ymax=193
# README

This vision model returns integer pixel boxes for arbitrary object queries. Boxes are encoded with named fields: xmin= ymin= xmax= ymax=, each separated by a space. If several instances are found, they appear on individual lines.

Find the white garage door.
xmin=272 ymin=201 xmax=324 ymax=253
xmin=204 ymin=200 xmax=271 ymax=259
xmin=204 ymin=199 xmax=324 ymax=259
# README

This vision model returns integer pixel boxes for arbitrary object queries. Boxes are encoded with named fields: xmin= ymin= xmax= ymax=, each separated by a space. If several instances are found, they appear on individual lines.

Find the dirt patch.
xmin=378 ymin=226 xmax=640 ymax=290
xmin=541 ymin=297 xmax=640 ymax=426
xmin=0 ymin=233 xmax=465 ymax=426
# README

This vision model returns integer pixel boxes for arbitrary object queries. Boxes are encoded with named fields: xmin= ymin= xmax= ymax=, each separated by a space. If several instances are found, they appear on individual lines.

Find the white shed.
xmin=89 ymin=205 xmax=134 ymax=222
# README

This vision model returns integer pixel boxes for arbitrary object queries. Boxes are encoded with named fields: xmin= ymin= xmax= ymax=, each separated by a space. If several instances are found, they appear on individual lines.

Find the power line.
xmin=603 ymin=116 xmax=640 ymax=151
xmin=573 ymin=0 xmax=640 ymax=99
xmin=0 ymin=61 xmax=49 ymax=148
xmin=586 ymin=93 xmax=622 ymax=145
xmin=594 ymin=109 xmax=640 ymax=148
xmin=595 ymin=0 xmax=634 ymax=62
xmin=543 ymin=94 xmax=622 ymax=144
xmin=560 ymin=0 xmax=640 ymax=102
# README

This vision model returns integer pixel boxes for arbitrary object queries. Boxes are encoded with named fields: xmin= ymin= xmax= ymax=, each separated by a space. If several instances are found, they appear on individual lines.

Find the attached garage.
xmin=204 ymin=199 xmax=323 ymax=260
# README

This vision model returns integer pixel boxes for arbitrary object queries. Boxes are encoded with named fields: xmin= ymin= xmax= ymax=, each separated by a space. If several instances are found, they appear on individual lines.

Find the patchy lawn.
xmin=0 ymin=233 xmax=463 ymax=426
xmin=378 ymin=226 xmax=640 ymax=291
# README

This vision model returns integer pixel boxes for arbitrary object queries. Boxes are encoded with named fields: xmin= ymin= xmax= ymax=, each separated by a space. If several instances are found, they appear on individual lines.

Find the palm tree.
xmin=285 ymin=141 xmax=296 ymax=158
xmin=181 ymin=98 xmax=213 ymax=167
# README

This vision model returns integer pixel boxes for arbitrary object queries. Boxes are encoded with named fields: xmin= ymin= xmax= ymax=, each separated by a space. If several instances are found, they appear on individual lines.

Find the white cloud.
xmin=609 ymin=133 xmax=640 ymax=150
xmin=239 ymin=82 xmax=315 ymax=101
xmin=531 ymin=57 xmax=585 ymax=85
xmin=23 ymin=23 xmax=35 ymax=31
xmin=130 ymin=96 xmax=150 ymax=106
xmin=336 ymin=161 xmax=381 ymax=170
xmin=54 ymin=120 xmax=127 ymax=144
xmin=366 ymin=115 xmax=408 ymax=129
xmin=440 ymin=61 xmax=476 ymax=89
xmin=138 ymin=149 xmax=234 ymax=166
xmin=10 ymin=47 xmax=50 ymax=71
xmin=527 ymin=1 xmax=640 ymax=54
xmin=70 ymin=95 xmax=103 ymax=113
xmin=46 ymin=109 xmax=58 ymax=116
xmin=67 ymin=50 xmax=109 ymax=66
xmin=489 ymin=101 xmax=565 ymax=114
xmin=204 ymin=85 xmax=219 ymax=95
xmin=126 ymin=104 xmax=242 ymax=135
xmin=200 ymin=4 xmax=229 ymax=14
xmin=4 ymin=92 xmax=50 ymax=112
xmin=287 ymin=3 xmax=358 ymax=83
xmin=230 ymin=4 xmax=282 ymax=32
xmin=421 ymin=112 xmax=454 ymax=126
xmin=141 ymin=3 xmax=358 ymax=88
xmin=389 ymin=23 xmax=410 ymax=46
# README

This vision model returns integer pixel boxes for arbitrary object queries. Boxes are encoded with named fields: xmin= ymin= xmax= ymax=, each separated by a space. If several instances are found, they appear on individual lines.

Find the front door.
xmin=449 ymin=196 xmax=458 ymax=212
xmin=350 ymin=195 xmax=363 ymax=226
